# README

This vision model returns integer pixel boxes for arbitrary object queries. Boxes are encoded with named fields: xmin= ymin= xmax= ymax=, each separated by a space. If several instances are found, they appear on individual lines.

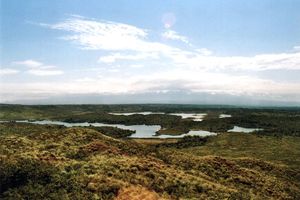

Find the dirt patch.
xmin=115 ymin=185 xmax=166 ymax=200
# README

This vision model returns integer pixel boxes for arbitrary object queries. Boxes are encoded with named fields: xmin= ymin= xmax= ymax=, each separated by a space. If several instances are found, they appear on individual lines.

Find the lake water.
xmin=108 ymin=112 xmax=207 ymax=121
xmin=168 ymin=113 xmax=207 ymax=121
xmin=228 ymin=126 xmax=263 ymax=133
xmin=157 ymin=130 xmax=217 ymax=138
xmin=219 ymin=114 xmax=232 ymax=118
xmin=109 ymin=112 xmax=164 ymax=116
xmin=13 ymin=120 xmax=216 ymax=138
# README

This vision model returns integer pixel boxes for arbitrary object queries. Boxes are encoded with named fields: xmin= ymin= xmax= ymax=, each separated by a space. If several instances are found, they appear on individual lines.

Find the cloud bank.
xmin=13 ymin=60 xmax=64 ymax=76
xmin=1 ymin=16 xmax=300 ymax=104
xmin=47 ymin=16 xmax=300 ymax=71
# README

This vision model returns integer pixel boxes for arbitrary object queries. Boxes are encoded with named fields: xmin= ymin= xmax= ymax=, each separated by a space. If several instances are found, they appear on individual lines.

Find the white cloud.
xmin=161 ymin=30 xmax=189 ymax=44
xmin=27 ymin=69 xmax=64 ymax=76
xmin=2 ymin=71 xmax=300 ymax=102
xmin=196 ymin=48 xmax=213 ymax=56
xmin=13 ymin=60 xmax=43 ymax=68
xmin=50 ymin=17 xmax=148 ymax=51
xmin=12 ymin=59 xmax=64 ymax=76
xmin=12 ymin=16 xmax=298 ymax=103
xmin=0 ymin=68 xmax=19 ymax=75
xmin=167 ymin=51 xmax=300 ymax=71
xmin=47 ymin=16 xmax=181 ymax=57
xmin=44 ymin=17 xmax=300 ymax=71
xmin=98 ymin=52 xmax=159 ymax=63
xmin=130 ymin=64 xmax=144 ymax=68
xmin=75 ymin=77 xmax=97 ymax=82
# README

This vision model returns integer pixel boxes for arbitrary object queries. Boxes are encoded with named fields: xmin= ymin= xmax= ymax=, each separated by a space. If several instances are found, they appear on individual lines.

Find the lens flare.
xmin=162 ymin=12 xmax=176 ymax=28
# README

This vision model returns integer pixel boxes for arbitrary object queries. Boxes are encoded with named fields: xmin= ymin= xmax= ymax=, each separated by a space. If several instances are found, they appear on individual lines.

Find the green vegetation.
xmin=86 ymin=126 xmax=135 ymax=138
xmin=1 ymin=121 xmax=300 ymax=199
xmin=156 ymin=135 xmax=208 ymax=148
xmin=1 ymin=104 xmax=299 ymax=136
xmin=1 ymin=104 xmax=300 ymax=199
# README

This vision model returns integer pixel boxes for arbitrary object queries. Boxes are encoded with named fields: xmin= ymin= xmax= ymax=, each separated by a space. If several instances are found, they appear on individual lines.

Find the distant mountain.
xmin=3 ymin=91 xmax=300 ymax=107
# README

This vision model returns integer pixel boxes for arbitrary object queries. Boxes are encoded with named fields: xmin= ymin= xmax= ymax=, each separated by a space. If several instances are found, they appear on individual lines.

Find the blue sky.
xmin=1 ymin=0 xmax=300 ymax=104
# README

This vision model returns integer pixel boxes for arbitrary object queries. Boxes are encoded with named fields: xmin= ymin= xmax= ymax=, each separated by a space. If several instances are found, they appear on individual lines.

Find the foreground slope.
xmin=0 ymin=122 xmax=299 ymax=199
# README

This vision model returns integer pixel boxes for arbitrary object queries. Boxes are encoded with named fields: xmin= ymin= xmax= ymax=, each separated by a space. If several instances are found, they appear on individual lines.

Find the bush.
xmin=0 ymin=157 xmax=56 ymax=194
xmin=0 ymin=157 xmax=95 ymax=199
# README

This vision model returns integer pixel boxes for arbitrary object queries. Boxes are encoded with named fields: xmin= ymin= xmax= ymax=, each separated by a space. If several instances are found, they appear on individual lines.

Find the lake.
xmin=228 ymin=126 xmax=263 ymax=133
xmin=219 ymin=114 xmax=231 ymax=118
xmin=109 ymin=112 xmax=207 ymax=122
xmin=169 ymin=113 xmax=207 ymax=121
xmin=14 ymin=120 xmax=216 ymax=138
xmin=109 ymin=112 xmax=164 ymax=116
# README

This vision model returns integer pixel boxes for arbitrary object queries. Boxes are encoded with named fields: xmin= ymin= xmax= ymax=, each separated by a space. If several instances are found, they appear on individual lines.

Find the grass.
xmin=173 ymin=132 xmax=300 ymax=169
xmin=1 ymin=122 xmax=299 ymax=199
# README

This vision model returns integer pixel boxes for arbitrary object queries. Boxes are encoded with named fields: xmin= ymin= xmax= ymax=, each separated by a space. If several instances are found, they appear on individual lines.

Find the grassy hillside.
xmin=179 ymin=132 xmax=300 ymax=169
xmin=1 ymin=122 xmax=299 ymax=199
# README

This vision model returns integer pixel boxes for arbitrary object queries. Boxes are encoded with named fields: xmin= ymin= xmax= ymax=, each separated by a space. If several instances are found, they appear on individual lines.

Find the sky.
xmin=1 ymin=0 xmax=300 ymax=105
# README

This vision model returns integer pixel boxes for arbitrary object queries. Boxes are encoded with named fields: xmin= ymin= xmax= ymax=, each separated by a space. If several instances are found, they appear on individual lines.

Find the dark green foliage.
xmin=0 ymin=157 xmax=94 ymax=199
xmin=86 ymin=126 xmax=135 ymax=138
xmin=175 ymin=135 xmax=208 ymax=148
xmin=0 ymin=158 xmax=55 ymax=194
xmin=156 ymin=135 xmax=208 ymax=148
xmin=62 ymin=112 xmax=181 ymax=129
xmin=228 ymin=110 xmax=300 ymax=136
